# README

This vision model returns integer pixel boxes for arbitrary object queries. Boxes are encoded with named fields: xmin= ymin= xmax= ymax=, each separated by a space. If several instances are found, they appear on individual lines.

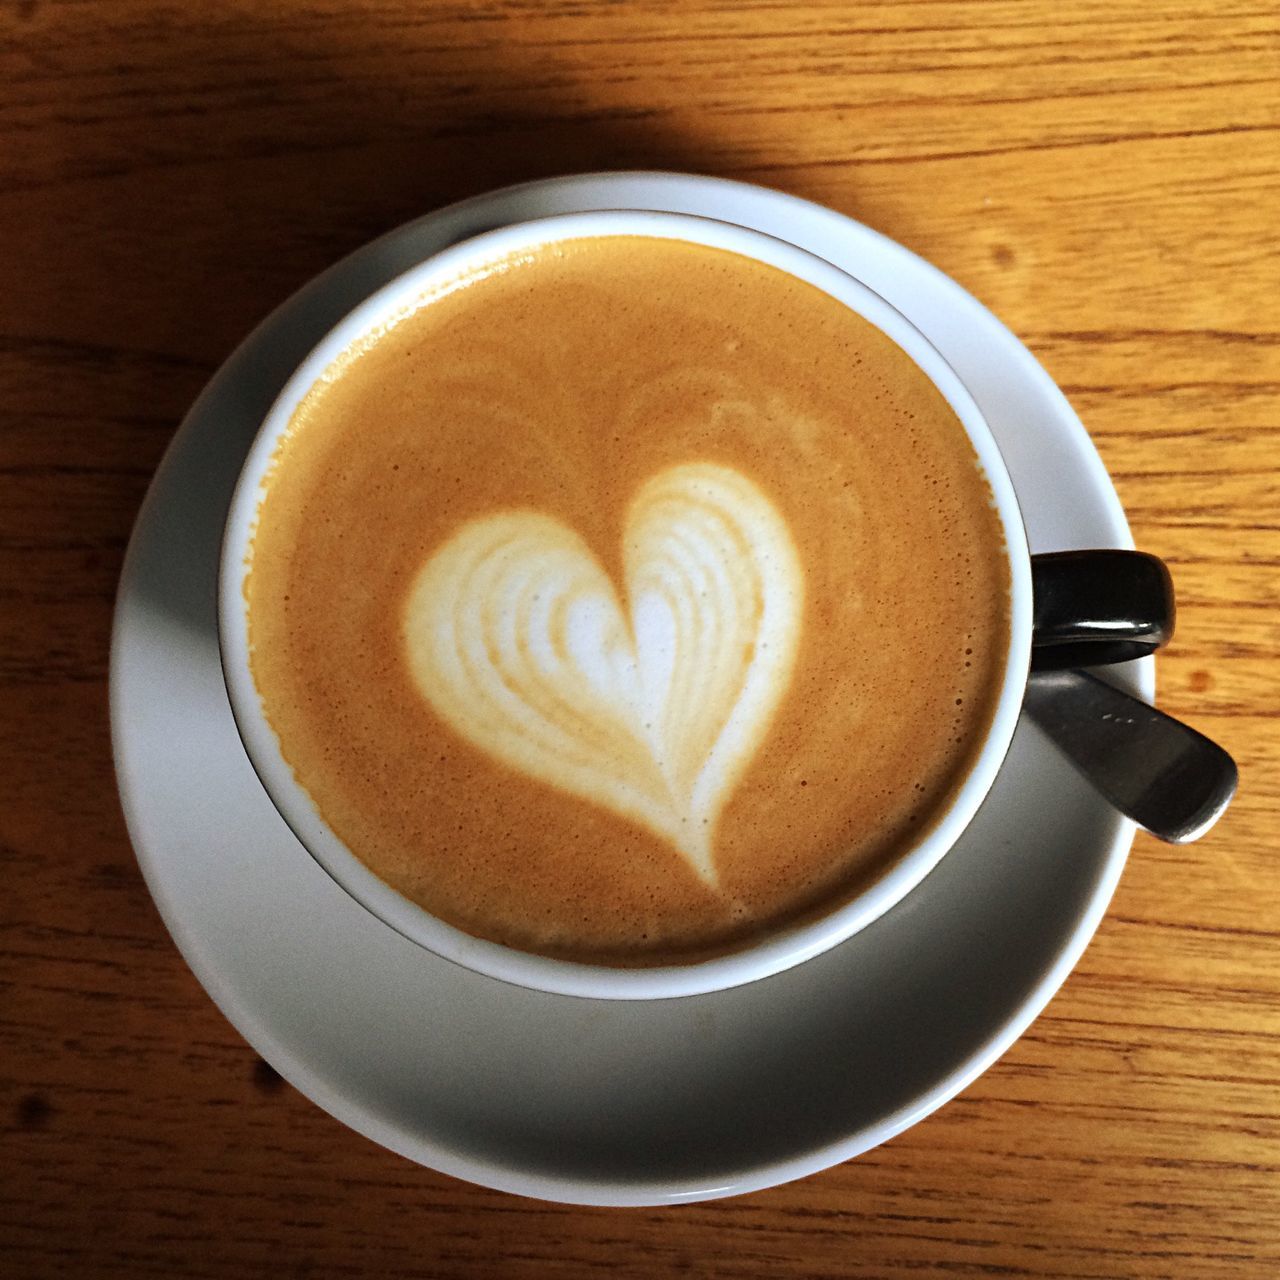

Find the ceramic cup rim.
xmin=217 ymin=208 xmax=1034 ymax=1000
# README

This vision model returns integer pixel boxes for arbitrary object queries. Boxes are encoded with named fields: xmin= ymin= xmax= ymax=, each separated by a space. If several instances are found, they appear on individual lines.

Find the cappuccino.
xmin=245 ymin=235 xmax=1009 ymax=965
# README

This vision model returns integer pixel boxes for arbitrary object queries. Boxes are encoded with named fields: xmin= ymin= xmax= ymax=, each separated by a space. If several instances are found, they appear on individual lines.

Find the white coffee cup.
xmin=218 ymin=210 xmax=1033 ymax=1000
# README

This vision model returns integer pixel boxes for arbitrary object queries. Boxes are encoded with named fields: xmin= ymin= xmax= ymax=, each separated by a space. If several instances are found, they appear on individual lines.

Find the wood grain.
xmin=2 ymin=1 xmax=1277 ymax=1275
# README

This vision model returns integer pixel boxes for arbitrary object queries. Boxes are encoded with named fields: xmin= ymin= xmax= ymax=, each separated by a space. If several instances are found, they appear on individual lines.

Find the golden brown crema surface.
xmin=246 ymin=236 xmax=1010 ymax=965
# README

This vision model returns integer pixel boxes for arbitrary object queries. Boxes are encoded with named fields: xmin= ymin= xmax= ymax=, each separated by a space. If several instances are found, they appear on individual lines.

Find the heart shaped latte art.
xmin=402 ymin=463 xmax=804 ymax=886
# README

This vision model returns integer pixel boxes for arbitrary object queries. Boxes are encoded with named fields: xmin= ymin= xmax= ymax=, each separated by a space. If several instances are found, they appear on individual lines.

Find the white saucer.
xmin=110 ymin=172 xmax=1150 ymax=1207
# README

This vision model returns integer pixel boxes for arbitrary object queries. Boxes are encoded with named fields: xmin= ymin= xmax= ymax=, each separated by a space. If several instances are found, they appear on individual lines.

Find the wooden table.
xmin=4 ymin=2 xmax=1277 ymax=1275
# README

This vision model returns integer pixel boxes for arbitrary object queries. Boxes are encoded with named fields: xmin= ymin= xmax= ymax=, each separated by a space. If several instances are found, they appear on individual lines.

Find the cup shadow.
xmin=59 ymin=18 xmax=743 ymax=641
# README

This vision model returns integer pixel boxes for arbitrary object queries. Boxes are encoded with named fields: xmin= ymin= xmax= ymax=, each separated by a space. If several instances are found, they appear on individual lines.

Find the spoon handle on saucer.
xmin=1024 ymin=668 xmax=1237 ymax=843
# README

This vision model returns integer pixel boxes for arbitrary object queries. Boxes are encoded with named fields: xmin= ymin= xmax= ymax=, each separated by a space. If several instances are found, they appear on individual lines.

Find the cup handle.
xmin=1030 ymin=550 xmax=1175 ymax=672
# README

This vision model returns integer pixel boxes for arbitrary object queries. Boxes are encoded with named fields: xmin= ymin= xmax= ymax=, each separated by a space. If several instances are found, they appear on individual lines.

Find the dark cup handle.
xmin=1031 ymin=550 xmax=1175 ymax=672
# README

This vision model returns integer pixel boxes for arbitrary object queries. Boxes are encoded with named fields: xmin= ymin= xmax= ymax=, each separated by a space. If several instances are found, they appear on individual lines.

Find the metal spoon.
xmin=1024 ymin=668 xmax=1237 ymax=843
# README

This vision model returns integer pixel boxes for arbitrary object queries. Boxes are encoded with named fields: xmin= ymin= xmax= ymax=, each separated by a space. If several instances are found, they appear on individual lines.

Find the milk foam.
xmin=402 ymin=462 xmax=804 ymax=885
xmin=248 ymin=235 xmax=1011 ymax=963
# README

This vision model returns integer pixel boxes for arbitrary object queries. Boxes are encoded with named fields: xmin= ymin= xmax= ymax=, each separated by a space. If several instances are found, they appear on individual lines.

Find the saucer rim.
xmin=111 ymin=169 xmax=1148 ymax=1206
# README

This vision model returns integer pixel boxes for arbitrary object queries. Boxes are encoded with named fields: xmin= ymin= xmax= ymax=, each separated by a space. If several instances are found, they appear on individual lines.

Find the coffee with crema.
xmin=246 ymin=235 xmax=1010 ymax=965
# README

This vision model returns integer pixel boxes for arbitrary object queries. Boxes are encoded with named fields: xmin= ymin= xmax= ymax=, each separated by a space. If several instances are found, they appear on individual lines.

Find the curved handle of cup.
xmin=1030 ymin=550 xmax=1175 ymax=672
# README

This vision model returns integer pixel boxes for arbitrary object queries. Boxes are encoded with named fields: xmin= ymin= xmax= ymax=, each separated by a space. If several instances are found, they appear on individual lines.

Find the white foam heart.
xmin=402 ymin=462 xmax=804 ymax=886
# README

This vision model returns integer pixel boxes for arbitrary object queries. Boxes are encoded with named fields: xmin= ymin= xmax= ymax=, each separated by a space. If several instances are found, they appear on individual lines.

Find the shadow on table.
xmin=50 ymin=13 xmax=785 ymax=643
